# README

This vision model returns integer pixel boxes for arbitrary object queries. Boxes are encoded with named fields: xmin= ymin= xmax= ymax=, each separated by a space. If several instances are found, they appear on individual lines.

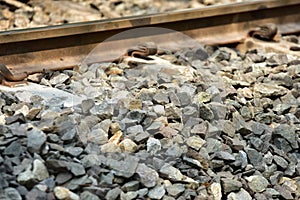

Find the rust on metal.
xmin=126 ymin=42 xmax=158 ymax=58
xmin=0 ymin=0 xmax=300 ymax=82
xmin=248 ymin=23 xmax=278 ymax=41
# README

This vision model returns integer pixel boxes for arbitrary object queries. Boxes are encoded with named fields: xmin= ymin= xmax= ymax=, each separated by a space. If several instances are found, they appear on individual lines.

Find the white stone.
xmin=210 ymin=182 xmax=222 ymax=200
xmin=54 ymin=186 xmax=80 ymax=200
xmin=186 ymin=136 xmax=206 ymax=150
xmin=228 ymin=188 xmax=252 ymax=200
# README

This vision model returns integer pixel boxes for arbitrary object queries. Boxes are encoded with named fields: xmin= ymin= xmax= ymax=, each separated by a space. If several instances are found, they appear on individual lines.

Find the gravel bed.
xmin=0 ymin=0 xmax=249 ymax=31
xmin=0 ymin=34 xmax=300 ymax=200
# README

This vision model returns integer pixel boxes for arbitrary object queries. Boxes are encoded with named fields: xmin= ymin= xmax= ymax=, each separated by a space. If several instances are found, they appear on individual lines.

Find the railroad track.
xmin=0 ymin=0 xmax=300 ymax=84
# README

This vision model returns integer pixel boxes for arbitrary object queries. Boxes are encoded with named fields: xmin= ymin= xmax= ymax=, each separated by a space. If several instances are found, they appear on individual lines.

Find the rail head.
xmin=0 ymin=0 xmax=299 ymax=44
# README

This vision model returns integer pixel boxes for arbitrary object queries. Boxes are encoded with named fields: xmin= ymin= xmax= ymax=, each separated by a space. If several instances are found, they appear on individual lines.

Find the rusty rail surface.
xmin=0 ymin=0 xmax=300 ymax=82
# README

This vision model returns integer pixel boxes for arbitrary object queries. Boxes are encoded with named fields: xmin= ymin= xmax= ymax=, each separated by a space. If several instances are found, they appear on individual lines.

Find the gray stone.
xmin=166 ymin=143 xmax=184 ymax=158
xmin=270 ymin=172 xmax=283 ymax=185
xmin=47 ymin=133 xmax=60 ymax=143
xmin=177 ymin=92 xmax=191 ymax=106
xmin=80 ymin=191 xmax=100 ymax=200
xmin=273 ymin=155 xmax=289 ymax=169
xmin=232 ymin=112 xmax=252 ymax=135
xmin=240 ymin=106 xmax=252 ymax=121
xmin=32 ymin=159 xmax=49 ymax=181
xmin=264 ymin=188 xmax=280 ymax=199
xmin=205 ymin=138 xmax=222 ymax=154
xmin=56 ymin=172 xmax=73 ymax=185
xmin=136 ymin=163 xmax=159 ymax=188
xmin=121 ymin=181 xmax=139 ymax=192
xmin=120 ymin=191 xmax=138 ymax=200
xmin=17 ymin=167 xmax=36 ymax=188
xmin=5 ymin=113 xmax=26 ymax=125
xmin=209 ymin=102 xmax=227 ymax=120
xmin=255 ymin=112 xmax=274 ymax=124
xmin=251 ymin=121 xmax=269 ymax=135
xmin=214 ymin=151 xmax=235 ymax=161
xmin=274 ymin=185 xmax=294 ymax=200
xmin=270 ymin=72 xmax=293 ymax=87
xmin=245 ymin=147 xmax=263 ymax=168
xmin=87 ymin=128 xmax=108 ymax=145
xmin=263 ymin=151 xmax=273 ymax=165
xmin=148 ymin=185 xmax=166 ymax=200
xmin=206 ymin=85 xmax=222 ymax=102
xmin=66 ymin=175 xmax=92 ymax=190
xmin=210 ymin=159 xmax=225 ymax=169
xmin=153 ymin=92 xmax=169 ymax=105
xmin=137 ymin=188 xmax=149 ymax=197
xmin=159 ymin=126 xmax=178 ymax=138
xmin=100 ymin=172 xmax=114 ymax=185
xmin=126 ymin=110 xmax=146 ymax=123
xmin=179 ymin=84 xmax=197 ymax=96
xmin=25 ymin=188 xmax=47 ymax=200
xmin=4 ymin=187 xmax=22 ymax=200
xmin=273 ymin=124 xmax=298 ymax=149
xmin=182 ymin=106 xmax=198 ymax=123
xmin=216 ymin=120 xmax=235 ymax=137
xmin=266 ymin=54 xmax=288 ymax=66
xmin=273 ymin=103 xmax=292 ymax=115
xmin=165 ymin=103 xmax=182 ymax=121
xmin=198 ymin=103 xmax=214 ymax=121
xmin=211 ymin=49 xmax=231 ymax=61
xmin=246 ymin=175 xmax=269 ymax=193
xmin=126 ymin=125 xmax=143 ymax=135
xmin=105 ymin=187 xmax=122 ymax=200
xmin=234 ymin=150 xmax=248 ymax=168
xmin=27 ymin=127 xmax=47 ymax=153
xmin=147 ymin=137 xmax=161 ymax=154
xmin=183 ymin=156 xmax=203 ymax=168
xmin=68 ymin=162 xmax=86 ymax=176
xmin=190 ymin=122 xmax=207 ymax=136
xmin=229 ymin=138 xmax=245 ymax=151
xmin=221 ymin=178 xmax=242 ymax=193
xmin=168 ymin=91 xmax=181 ymax=107
xmin=134 ymin=131 xmax=150 ymax=143
xmin=64 ymin=146 xmax=83 ymax=157
xmin=49 ymin=73 xmax=69 ymax=85
xmin=106 ymin=155 xmax=139 ymax=178
xmin=250 ymin=137 xmax=264 ymax=151
xmin=253 ymin=193 xmax=267 ymax=200
xmin=159 ymin=163 xmax=184 ymax=181
xmin=90 ymin=101 xmax=114 ymax=119
xmin=4 ymin=140 xmax=22 ymax=157
xmin=146 ymin=121 xmax=162 ymax=134
xmin=81 ymin=99 xmax=95 ymax=114
xmin=61 ymin=128 xmax=77 ymax=142
xmin=166 ymin=183 xmax=185 ymax=198
xmin=45 ymin=159 xmax=69 ymax=173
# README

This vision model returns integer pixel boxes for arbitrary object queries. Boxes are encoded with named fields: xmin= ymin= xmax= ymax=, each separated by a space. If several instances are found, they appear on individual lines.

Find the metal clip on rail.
xmin=126 ymin=42 xmax=158 ymax=58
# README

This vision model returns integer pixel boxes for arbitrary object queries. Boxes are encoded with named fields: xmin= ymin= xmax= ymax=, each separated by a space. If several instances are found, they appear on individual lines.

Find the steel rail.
xmin=0 ymin=0 xmax=300 ymax=82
